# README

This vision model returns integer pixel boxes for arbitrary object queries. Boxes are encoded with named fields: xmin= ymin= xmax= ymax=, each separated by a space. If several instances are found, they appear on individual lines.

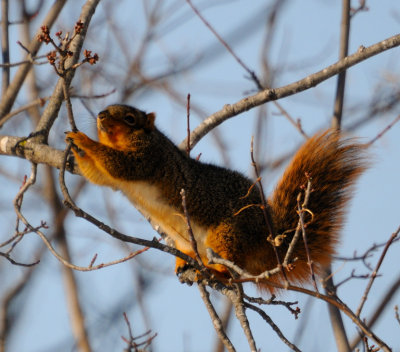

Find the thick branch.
xmin=0 ymin=134 xmax=79 ymax=174
xmin=180 ymin=33 xmax=400 ymax=149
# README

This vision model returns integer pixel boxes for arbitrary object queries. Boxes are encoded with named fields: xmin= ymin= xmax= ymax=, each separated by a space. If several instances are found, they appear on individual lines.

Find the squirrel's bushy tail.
xmin=268 ymin=130 xmax=367 ymax=286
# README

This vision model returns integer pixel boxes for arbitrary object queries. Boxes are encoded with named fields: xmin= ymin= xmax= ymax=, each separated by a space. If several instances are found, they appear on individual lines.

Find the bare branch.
xmin=247 ymin=293 xmax=301 ymax=318
xmin=33 ymin=1 xmax=101 ymax=142
xmin=185 ymin=0 xmax=262 ymax=90
xmin=121 ymin=313 xmax=157 ymax=351
xmin=0 ymin=97 xmax=49 ymax=128
xmin=297 ymin=178 xmax=319 ymax=292
xmin=0 ymin=55 xmax=47 ymax=68
xmin=245 ymin=302 xmax=301 ymax=352
xmin=0 ymin=251 xmax=39 ymax=267
xmin=221 ymin=283 xmax=257 ymax=352
xmin=213 ymin=299 xmax=233 ymax=352
xmin=180 ymin=33 xmax=400 ymax=149
xmin=0 ymin=0 xmax=67 ymax=119
xmin=1 ymin=0 xmax=10 ymax=91
xmin=57 ymin=146 xmax=203 ymax=272
xmin=331 ymin=0 xmax=351 ymax=130
xmin=356 ymin=229 xmax=400 ymax=317
xmin=367 ymin=113 xmax=400 ymax=146
xmin=272 ymin=101 xmax=308 ymax=138
xmin=180 ymin=188 xmax=203 ymax=267
xmin=0 ymin=134 xmax=78 ymax=173
xmin=197 ymin=283 xmax=236 ymax=352
xmin=350 ymin=273 xmax=400 ymax=349
xmin=283 ymin=178 xmax=312 ymax=269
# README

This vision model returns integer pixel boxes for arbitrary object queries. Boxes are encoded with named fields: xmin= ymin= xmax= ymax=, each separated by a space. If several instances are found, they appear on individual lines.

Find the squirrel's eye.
xmin=124 ymin=115 xmax=136 ymax=126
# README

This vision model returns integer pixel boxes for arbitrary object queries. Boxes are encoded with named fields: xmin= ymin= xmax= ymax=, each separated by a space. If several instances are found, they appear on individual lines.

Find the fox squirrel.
xmin=65 ymin=104 xmax=366 ymax=291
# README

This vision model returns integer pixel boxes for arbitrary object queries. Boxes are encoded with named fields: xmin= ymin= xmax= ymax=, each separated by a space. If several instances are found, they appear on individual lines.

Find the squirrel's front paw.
xmin=65 ymin=131 xmax=94 ymax=157
xmin=65 ymin=131 xmax=89 ymax=146
xmin=176 ymin=264 xmax=198 ymax=286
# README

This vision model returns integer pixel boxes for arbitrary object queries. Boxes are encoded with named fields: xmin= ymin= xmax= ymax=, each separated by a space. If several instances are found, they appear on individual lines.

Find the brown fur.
xmin=264 ymin=131 xmax=367 ymax=290
xmin=66 ymin=105 xmax=367 ymax=293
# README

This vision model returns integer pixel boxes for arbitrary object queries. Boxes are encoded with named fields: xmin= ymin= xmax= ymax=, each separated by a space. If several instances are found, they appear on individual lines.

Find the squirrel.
xmin=65 ymin=104 xmax=366 ymax=292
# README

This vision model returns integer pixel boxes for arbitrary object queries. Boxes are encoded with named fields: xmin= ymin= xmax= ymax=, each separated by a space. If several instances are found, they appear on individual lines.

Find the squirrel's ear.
xmin=145 ymin=112 xmax=156 ymax=131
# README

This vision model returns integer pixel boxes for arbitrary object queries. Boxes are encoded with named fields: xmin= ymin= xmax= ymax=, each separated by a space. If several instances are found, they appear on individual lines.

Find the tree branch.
xmin=0 ymin=134 xmax=79 ymax=174
xmin=33 ymin=0 xmax=101 ymax=142
xmin=0 ymin=0 xmax=67 ymax=120
xmin=180 ymin=33 xmax=400 ymax=149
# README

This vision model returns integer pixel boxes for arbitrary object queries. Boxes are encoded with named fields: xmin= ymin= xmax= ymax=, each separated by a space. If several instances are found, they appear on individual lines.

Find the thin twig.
xmin=185 ymin=0 xmax=262 ymax=90
xmin=207 ymin=248 xmax=281 ymax=281
xmin=356 ymin=230 xmax=399 ymax=317
xmin=62 ymin=79 xmax=77 ymax=131
xmin=245 ymin=302 xmax=301 ymax=352
xmin=207 ymin=247 xmax=391 ymax=351
xmin=249 ymin=138 xmax=276 ymax=256
xmin=37 ymin=230 xmax=153 ymax=271
xmin=350 ymin=273 xmax=400 ymax=350
xmin=244 ymin=294 xmax=300 ymax=318
xmin=10 ymin=152 xmax=151 ymax=273
xmin=273 ymin=101 xmax=308 ymax=138
xmin=0 ymin=96 xmax=49 ymax=128
xmin=283 ymin=178 xmax=313 ymax=268
xmin=123 ymin=312 xmax=134 ymax=347
xmin=0 ymin=221 xmax=47 ymax=250
xmin=297 ymin=180 xmax=319 ymax=293
xmin=73 ymin=88 xmax=116 ymax=100
xmin=13 ymin=163 xmax=37 ymax=230
xmin=121 ymin=313 xmax=157 ymax=351
xmin=0 ymin=252 xmax=39 ymax=267
xmin=0 ymin=55 xmax=47 ymax=68
xmin=250 ymin=138 xmax=290 ymax=287
xmin=367 ymin=113 xmax=400 ymax=146
xmin=350 ymin=0 xmax=369 ymax=17
xmin=334 ymin=269 xmax=371 ymax=288
xmin=244 ymin=279 xmax=391 ymax=351
xmin=180 ymin=188 xmax=203 ymax=267
xmin=334 ymin=235 xmax=400 ymax=271
xmin=207 ymin=248 xmax=391 ymax=351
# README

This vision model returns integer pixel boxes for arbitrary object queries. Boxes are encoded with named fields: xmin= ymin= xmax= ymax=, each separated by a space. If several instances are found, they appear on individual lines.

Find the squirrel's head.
xmin=97 ymin=104 xmax=156 ymax=150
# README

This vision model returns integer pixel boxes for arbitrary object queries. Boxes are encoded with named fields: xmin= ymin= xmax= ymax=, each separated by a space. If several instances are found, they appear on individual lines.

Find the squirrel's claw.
xmin=65 ymin=131 xmax=87 ymax=157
